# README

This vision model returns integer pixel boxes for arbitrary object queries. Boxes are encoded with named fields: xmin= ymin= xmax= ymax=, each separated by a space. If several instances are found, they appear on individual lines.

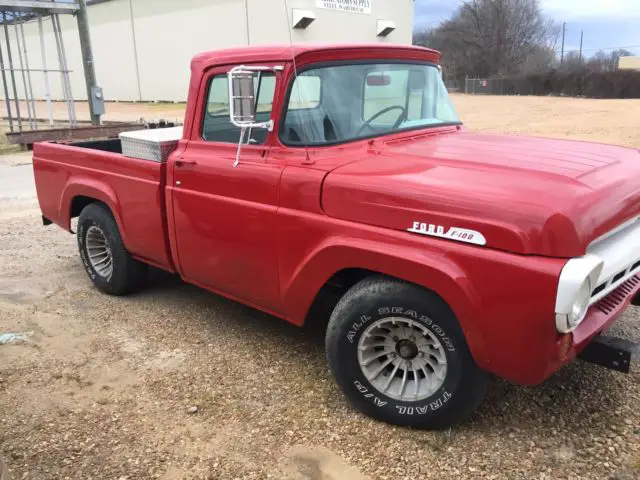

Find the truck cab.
xmin=33 ymin=44 xmax=640 ymax=429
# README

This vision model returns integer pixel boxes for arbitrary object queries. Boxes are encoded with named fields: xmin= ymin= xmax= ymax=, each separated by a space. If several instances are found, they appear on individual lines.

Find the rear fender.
xmin=60 ymin=177 xmax=129 ymax=247
xmin=282 ymin=239 xmax=486 ymax=362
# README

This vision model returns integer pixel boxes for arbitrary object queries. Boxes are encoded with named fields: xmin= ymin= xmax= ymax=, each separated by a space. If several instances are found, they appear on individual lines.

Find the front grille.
xmin=594 ymin=275 xmax=640 ymax=314
xmin=592 ymin=264 xmax=640 ymax=299
xmin=592 ymin=283 xmax=607 ymax=296
xmin=586 ymin=215 xmax=640 ymax=303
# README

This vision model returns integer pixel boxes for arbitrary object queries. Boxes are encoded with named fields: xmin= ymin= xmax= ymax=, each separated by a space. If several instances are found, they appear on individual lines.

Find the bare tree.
xmin=413 ymin=0 xmax=560 ymax=78
xmin=412 ymin=29 xmax=435 ymax=48
xmin=561 ymin=51 xmax=586 ymax=72
xmin=610 ymin=49 xmax=634 ymax=70
xmin=585 ymin=49 xmax=633 ymax=72
xmin=522 ymin=45 xmax=557 ymax=73
xmin=587 ymin=50 xmax=612 ymax=72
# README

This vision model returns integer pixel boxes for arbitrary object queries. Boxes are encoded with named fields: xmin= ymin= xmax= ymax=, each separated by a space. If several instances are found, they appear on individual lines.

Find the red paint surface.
xmin=33 ymin=44 xmax=640 ymax=385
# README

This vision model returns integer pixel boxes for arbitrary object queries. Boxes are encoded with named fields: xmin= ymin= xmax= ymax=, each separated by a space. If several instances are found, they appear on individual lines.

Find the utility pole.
xmin=560 ymin=22 xmax=566 ymax=64
xmin=76 ymin=0 xmax=100 ymax=125
xmin=579 ymin=30 xmax=584 ymax=62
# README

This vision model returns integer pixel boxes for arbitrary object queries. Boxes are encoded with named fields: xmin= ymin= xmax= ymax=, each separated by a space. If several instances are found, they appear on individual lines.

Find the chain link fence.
xmin=464 ymin=72 xmax=640 ymax=98
xmin=464 ymin=77 xmax=506 ymax=95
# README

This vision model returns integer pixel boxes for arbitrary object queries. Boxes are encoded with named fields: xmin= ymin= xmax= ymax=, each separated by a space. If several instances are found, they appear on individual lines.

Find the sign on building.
xmin=316 ymin=0 xmax=372 ymax=15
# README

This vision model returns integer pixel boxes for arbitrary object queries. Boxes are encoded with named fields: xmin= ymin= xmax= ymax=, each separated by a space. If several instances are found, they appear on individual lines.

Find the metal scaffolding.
xmin=0 ymin=1 xmax=100 ymax=135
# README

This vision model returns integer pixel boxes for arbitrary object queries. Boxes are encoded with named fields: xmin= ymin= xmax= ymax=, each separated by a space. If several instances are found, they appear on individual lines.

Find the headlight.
xmin=569 ymin=278 xmax=591 ymax=327
xmin=555 ymin=255 xmax=603 ymax=333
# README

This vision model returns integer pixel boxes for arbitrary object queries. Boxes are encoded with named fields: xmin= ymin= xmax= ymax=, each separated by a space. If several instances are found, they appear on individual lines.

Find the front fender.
xmin=60 ymin=177 xmax=129 ymax=247
xmin=281 ymin=237 xmax=487 ymax=361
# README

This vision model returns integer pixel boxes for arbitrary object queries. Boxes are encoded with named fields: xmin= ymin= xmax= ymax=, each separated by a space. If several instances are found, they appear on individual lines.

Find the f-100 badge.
xmin=408 ymin=222 xmax=486 ymax=246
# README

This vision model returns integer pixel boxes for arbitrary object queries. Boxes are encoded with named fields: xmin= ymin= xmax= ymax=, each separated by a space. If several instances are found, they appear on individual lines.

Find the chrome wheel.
xmin=85 ymin=225 xmax=113 ymax=280
xmin=357 ymin=317 xmax=447 ymax=401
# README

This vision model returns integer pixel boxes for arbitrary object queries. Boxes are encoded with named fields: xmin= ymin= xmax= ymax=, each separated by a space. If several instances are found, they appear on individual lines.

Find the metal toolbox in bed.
xmin=119 ymin=126 xmax=183 ymax=162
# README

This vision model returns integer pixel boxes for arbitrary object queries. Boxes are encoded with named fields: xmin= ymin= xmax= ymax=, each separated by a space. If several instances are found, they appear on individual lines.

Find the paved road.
xmin=0 ymin=152 xmax=36 ymax=201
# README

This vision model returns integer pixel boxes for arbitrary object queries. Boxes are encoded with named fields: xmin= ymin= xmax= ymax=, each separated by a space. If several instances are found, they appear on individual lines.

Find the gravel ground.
xmin=1 ymin=97 xmax=640 ymax=479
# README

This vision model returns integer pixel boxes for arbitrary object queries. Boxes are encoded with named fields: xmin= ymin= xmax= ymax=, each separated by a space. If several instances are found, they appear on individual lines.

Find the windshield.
xmin=281 ymin=62 xmax=460 ymax=146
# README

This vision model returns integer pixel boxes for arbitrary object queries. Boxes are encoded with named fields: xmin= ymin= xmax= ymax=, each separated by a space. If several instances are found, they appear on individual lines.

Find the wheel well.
xmin=304 ymin=268 xmax=455 ymax=335
xmin=304 ymin=268 xmax=375 ymax=331
xmin=70 ymin=195 xmax=101 ymax=219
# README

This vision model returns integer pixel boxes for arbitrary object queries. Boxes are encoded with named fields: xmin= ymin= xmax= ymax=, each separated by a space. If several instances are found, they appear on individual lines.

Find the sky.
xmin=413 ymin=0 xmax=640 ymax=57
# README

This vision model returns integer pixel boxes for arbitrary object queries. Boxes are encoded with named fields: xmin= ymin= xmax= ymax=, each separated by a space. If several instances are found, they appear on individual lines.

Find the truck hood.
xmin=321 ymin=131 xmax=640 ymax=257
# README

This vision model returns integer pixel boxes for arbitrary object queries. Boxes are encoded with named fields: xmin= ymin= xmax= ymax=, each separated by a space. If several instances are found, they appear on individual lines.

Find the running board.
xmin=578 ymin=335 xmax=638 ymax=373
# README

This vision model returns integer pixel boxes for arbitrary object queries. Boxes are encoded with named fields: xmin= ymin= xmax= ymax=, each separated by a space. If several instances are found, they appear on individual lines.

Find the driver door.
xmin=170 ymin=66 xmax=284 ymax=314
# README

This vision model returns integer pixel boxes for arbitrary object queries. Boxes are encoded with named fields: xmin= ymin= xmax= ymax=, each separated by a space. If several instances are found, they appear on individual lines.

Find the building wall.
xmin=0 ymin=0 xmax=414 ymax=103
xmin=618 ymin=56 xmax=640 ymax=71
xmin=246 ymin=0 xmax=413 ymax=45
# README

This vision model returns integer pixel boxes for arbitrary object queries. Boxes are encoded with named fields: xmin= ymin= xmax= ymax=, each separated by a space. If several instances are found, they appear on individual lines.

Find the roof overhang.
xmin=0 ymin=0 xmax=80 ymax=25
xmin=0 ymin=0 xmax=79 ymax=14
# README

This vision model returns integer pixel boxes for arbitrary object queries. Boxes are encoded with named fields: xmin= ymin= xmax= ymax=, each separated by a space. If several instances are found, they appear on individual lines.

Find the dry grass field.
xmin=452 ymin=93 xmax=640 ymax=148
xmin=1 ymin=95 xmax=640 ymax=480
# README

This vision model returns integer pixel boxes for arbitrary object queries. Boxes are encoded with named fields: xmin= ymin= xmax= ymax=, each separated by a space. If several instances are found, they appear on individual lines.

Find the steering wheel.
xmin=356 ymin=105 xmax=407 ymax=136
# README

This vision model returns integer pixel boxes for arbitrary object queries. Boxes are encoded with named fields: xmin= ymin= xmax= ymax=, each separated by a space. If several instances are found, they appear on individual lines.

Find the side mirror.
xmin=228 ymin=65 xmax=280 ymax=131
xmin=229 ymin=70 xmax=257 ymax=125
xmin=366 ymin=73 xmax=391 ymax=87
xmin=227 ymin=65 xmax=282 ymax=168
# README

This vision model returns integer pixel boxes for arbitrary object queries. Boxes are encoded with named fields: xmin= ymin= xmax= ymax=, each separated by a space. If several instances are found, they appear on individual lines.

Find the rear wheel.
xmin=325 ymin=276 xmax=489 ymax=429
xmin=77 ymin=203 xmax=147 ymax=295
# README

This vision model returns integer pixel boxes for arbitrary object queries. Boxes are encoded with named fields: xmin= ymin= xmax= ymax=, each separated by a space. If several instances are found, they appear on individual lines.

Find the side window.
xmin=288 ymin=75 xmax=321 ymax=110
xmin=362 ymin=70 xmax=428 ymax=125
xmin=202 ymin=72 xmax=276 ymax=144
xmin=363 ymin=70 xmax=409 ymax=125
xmin=255 ymin=74 xmax=276 ymax=113
xmin=407 ymin=70 xmax=427 ymax=121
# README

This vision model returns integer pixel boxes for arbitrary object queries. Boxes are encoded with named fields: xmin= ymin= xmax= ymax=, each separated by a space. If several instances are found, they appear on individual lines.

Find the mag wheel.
xmin=77 ymin=203 xmax=147 ymax=295
xmin=357 ymin=316 xmax=448 ymax=402
xmin=326 ymin=276 xmax=489 ymax=429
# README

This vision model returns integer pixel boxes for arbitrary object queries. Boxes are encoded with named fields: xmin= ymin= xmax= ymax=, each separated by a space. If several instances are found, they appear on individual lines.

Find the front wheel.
xmin=325 ymin=277 xmax=489 ymax=429
xmin=77 ymin=203 xmax=147 ymax=295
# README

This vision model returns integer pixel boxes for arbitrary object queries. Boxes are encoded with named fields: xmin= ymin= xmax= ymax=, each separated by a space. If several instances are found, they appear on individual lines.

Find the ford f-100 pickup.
xmin=33 ymin=44 xmax=640 ymax=429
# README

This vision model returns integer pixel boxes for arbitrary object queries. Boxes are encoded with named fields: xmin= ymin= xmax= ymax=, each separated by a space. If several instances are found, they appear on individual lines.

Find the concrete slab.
xmin=0 ymin=152 xmax=36 ymax=200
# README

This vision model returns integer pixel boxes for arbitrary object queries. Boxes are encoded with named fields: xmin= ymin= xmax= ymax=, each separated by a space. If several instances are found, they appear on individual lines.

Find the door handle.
xmin=175 ymin=159 xmax=197 ymax=167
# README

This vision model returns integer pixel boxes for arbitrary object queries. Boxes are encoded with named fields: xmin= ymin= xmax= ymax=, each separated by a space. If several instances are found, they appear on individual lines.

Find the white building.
xmin=618 ymin=56 xmax=640 ymax=71
xmin=3 ymin=0 xmax=414 ymax=102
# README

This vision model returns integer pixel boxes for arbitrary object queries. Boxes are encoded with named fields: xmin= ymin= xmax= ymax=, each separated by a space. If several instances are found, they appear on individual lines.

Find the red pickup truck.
xmin=33 ymin=44 xmax=640 ymax=429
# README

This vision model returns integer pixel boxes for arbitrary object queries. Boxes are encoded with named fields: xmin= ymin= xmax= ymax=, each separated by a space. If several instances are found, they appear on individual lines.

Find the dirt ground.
xmin=451 ymin=94 xmax=640 ymax=148
xmin=1 ymin=96 xmax=640 ymax=480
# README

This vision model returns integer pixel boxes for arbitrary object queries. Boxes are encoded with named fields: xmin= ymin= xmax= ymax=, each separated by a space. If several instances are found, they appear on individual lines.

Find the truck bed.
xmin=32 ymin=141 xmax=174 ymax=271
xmin=70 ymin=138 xmax=123 ymax=154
